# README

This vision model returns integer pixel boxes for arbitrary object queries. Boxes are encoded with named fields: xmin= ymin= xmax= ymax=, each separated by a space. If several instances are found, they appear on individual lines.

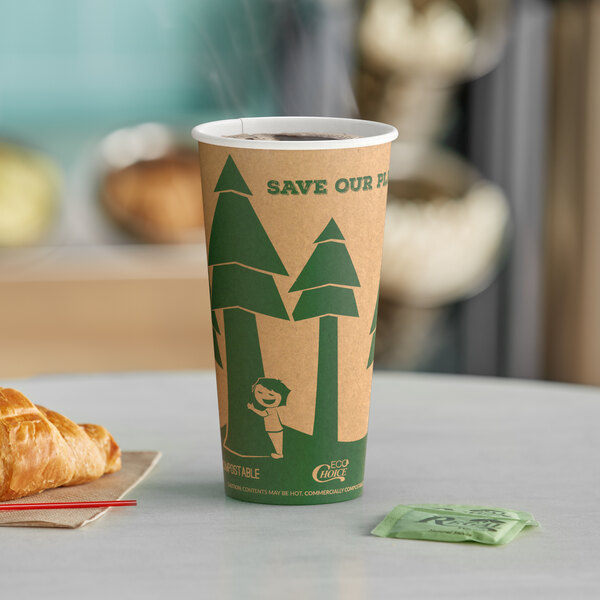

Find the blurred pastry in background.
xmin=0 ymin=142 xmax=60 ymax=246
xmin=101 ymin=150 xmax=204 ymax=244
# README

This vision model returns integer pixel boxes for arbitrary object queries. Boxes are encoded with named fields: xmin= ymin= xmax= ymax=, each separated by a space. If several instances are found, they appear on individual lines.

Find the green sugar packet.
xmin=371 ymin=504 xmax=538 ymax=545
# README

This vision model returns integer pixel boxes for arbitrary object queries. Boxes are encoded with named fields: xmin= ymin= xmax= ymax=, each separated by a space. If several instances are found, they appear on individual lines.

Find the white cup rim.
xmin=191 ymin=116 xmax=398 ymax=150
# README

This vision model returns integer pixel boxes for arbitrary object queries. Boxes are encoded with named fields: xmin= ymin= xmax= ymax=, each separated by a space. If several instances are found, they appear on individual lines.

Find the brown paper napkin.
xmin=0 ymin=451 xmax=161 ymax=529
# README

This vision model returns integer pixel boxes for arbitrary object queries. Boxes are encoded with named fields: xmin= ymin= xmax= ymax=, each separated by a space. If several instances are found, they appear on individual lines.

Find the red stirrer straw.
xmin=0 ymin=500 xmax=137 ymax=511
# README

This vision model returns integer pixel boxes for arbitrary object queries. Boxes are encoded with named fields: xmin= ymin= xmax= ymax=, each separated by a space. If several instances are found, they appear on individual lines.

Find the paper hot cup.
xmin=193 ymin=117 xmax=397 ymax=504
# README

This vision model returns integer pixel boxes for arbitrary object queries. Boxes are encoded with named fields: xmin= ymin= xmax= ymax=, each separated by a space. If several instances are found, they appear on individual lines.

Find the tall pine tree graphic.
xmin=290 ymin=218 xmax=360 ymax=443
xmin=209 ymin=155 xmax=289 ymax=457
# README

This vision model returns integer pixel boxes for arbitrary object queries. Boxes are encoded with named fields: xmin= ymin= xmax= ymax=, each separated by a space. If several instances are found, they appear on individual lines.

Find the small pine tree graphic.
xmin=209 ymin=155 xmax=289 ymax=457
xmin=290 ymin=218 xmax=360 ymax=443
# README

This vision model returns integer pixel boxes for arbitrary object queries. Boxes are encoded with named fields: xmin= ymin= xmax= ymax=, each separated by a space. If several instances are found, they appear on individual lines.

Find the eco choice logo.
xmin=312 ymin=459 xmax=350 ymax=483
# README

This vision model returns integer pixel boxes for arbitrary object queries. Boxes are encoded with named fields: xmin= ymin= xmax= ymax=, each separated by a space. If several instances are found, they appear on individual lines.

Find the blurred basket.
xmin=380 ymin=142 xmax=510 ymax=308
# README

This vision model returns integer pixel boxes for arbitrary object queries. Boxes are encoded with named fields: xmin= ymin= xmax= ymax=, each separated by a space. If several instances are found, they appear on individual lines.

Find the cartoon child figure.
xmin=247 ymin=378 xmax=291 ymax=459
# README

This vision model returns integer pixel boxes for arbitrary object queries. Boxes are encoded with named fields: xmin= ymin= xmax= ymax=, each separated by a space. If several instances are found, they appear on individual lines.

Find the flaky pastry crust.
xmin=0 ymin=388 xmax=121 ymax=501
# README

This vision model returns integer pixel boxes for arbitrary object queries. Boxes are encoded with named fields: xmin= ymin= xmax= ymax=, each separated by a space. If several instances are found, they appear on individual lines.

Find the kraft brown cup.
xmin=193 ymin=117 xmax=397 ymax=504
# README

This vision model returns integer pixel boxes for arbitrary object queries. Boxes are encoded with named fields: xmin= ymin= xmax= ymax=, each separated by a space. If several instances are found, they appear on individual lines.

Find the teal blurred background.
xmin=0 ymin=0 xmax=281 ymax=140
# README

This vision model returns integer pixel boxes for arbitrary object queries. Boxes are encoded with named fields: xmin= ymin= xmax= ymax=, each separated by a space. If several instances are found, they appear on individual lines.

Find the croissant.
xmin=0 ymin=387 xmax=121 ymax=501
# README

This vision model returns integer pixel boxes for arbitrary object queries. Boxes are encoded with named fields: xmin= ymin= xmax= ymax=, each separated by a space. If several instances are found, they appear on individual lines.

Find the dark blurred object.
xmin=280 ymin=0 xmax=360 ymax=117
xmin=0 ymin=142 xmax=61 ymax=246
xmin=460 ymin=0 xmax=551 ymax=380
xmin=99 ymin=124 xmax=203 ymax=244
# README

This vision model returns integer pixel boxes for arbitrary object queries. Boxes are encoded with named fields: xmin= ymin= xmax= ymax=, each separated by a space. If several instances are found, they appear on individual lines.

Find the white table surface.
xmin=1 ymin=371 xmax=599 ymax=599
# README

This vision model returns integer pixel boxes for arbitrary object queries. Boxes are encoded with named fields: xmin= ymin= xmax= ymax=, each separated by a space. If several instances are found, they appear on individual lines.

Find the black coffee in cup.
xmin=228 ymin=132 xmax=358 ymax=141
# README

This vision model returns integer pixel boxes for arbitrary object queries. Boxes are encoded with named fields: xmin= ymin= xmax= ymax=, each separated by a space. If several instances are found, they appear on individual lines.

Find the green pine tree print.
xmin=209 ymin=155 xmax=289 ymax=457
xmin=290 ymin=218 xmax=360 ymax=443
xmin=367 ymin=295 xmax=378 ymax=369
